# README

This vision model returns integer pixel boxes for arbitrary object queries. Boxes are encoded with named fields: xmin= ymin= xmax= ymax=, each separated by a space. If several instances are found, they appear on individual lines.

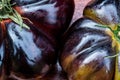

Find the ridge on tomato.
xmin=60 ymin=0 xmax=120 ymax=80
xmin=13 ymin=0 xmax=74 ymax=42
xmin=0 ymin=0 xmax=74 ymax=79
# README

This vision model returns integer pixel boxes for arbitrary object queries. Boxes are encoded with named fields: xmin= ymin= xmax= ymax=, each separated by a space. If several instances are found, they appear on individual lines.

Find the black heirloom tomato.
xmin=60 ymin=0 xmax=120 ymax=80
xmin=0 ymin=0 xmax=74 ymax=79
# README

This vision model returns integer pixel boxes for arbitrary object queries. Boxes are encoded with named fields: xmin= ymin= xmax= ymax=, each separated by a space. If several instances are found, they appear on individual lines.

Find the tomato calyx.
xmin=0 ymin=0 xmax=29 ymax=29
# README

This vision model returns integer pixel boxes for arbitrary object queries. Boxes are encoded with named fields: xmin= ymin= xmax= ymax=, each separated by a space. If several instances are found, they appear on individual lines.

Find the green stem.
xmin=0 ymin=0 xmax=29 ymax=29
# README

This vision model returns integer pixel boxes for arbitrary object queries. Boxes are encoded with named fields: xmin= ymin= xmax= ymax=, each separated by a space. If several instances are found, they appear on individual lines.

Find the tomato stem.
xmin=0 ymin=0 xmax=29 ymax=29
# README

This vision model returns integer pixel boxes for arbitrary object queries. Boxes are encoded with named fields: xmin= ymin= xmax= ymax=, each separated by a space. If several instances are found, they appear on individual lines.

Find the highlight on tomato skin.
xmin=0 ymin=0 xmax=75 ymax=79
xmin=59 ymin=0 xmax=120 ymax=80
xmin=83 ymin=0 xmax=120 ymax=25
xmin=83 ymin=0 xmax=120 ymax=80
xmin=0 ymin=29 xmax=4 ymax=79
xmin=0 ymin=21 xmax=8 ymax=79
xmin=5 ymin=21 xmax=57 ymax=78
xmin=60 ymin=18 xmax=115 ymax=80
xmin=13 ymin=0 xmax=75 ymax=41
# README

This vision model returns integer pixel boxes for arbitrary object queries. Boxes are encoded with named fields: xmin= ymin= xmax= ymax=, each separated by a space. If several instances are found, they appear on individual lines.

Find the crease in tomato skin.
xmin=13 ymin=0 xmax=75 ymax=58
xmin=4 ymin=22 xmax=57 ymax=79
xmin=0 ymin=0 xmax=75 ymax=79
xmin=95 ymin=24 xmax=120 ymax=58
xmin=13 ymin=0 xmax=73 ymax=47
xmin=83 ymin=0 xmax=120 ymax=79
xmin=13 ymin=0 xmax=74 ymax=41
xmin=60 ymin=15 xmax=116 ymax=80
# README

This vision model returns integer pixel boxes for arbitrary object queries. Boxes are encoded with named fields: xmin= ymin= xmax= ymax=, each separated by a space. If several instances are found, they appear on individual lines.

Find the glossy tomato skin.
xmin=60 ymin=18 xmax=115 ymax=80
xmin=83 ymin=0 xmax=120 ymax=25
xmin=0 ymin=21 xmax=57 ymax=79
xmin=0 ymin=22 xmax=6 ymax=79
xmin=83 ymin=0 xmax=120 ymax=80
xmin=60 ymin=0 xmax=120 ymax=80
xmin=0 ymin=0 xmax=74 ymax=79
xmin=13 ymin=0 xmax=75 ymax=42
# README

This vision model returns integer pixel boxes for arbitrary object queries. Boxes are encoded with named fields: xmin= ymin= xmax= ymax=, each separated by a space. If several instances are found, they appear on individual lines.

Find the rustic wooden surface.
xmin=72 ymin=0 xmax=91 ymax=23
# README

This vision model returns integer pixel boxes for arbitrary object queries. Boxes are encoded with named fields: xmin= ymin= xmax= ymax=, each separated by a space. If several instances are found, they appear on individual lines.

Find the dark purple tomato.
xmin=13 ymin=0 xmax=74 ymax=42
xmin=60 ymin=18 xmax=115 ymax=80
xmin=60 ymin=0 xmax=120 ymax=80
xmin=0 ymin=0 xmax=74 ymax=79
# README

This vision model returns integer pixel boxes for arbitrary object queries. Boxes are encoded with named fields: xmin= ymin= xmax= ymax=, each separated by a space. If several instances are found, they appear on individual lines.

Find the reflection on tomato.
xmin=60 ymin=0 xmax=120 ymax=80
xmin=0 ymin=0 xmax=74 ymax=79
